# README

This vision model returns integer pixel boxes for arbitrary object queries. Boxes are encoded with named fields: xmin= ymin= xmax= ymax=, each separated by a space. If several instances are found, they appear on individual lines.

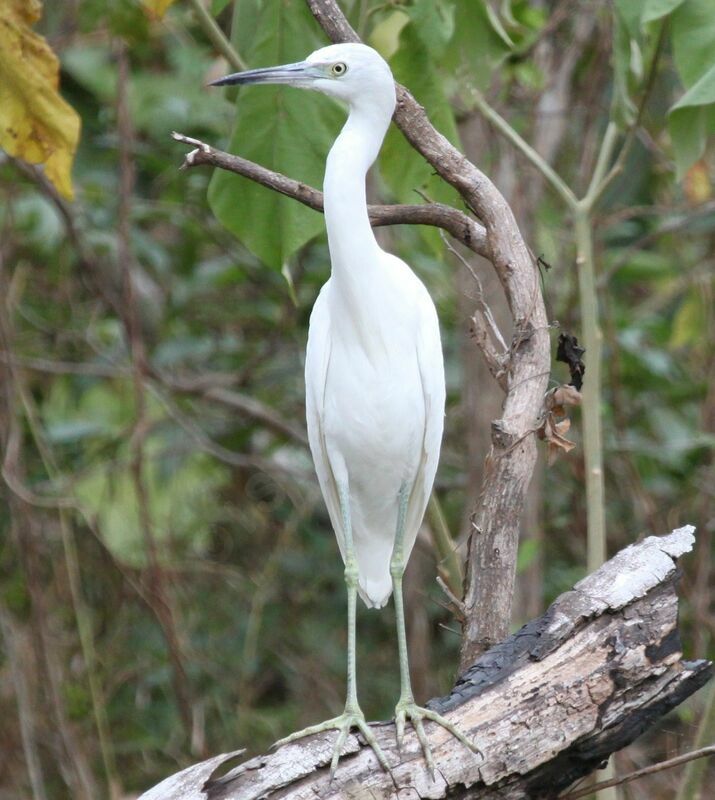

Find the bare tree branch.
xmin=171 ymin=132 xmax=490 ymax=257
xmin=561 ymin=745 xmax=715 ymax=799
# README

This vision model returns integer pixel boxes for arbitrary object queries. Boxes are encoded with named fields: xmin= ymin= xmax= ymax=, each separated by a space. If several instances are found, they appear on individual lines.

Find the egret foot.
xmin=275 ymin=707 xmax=392 ymax=779
xmin=394 ymin=697 xmax=480 ymax=777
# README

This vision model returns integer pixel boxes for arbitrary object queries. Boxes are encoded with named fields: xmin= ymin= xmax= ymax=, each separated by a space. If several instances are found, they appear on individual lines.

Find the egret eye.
xmin=331 ymin=62 xmax=348 ymax=77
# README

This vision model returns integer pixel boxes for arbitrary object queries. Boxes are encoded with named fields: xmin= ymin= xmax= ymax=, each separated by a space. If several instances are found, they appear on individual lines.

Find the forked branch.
xmin=171 ymin=133 xmax=489 ymax=257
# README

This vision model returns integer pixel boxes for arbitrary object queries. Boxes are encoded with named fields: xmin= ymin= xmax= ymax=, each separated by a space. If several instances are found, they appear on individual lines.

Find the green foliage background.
xmin=0 ymin=1 xmax=713 ymax=797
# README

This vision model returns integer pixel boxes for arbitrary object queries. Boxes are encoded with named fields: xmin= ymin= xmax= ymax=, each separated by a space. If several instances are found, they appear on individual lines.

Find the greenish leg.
xmin=391 ymin=485 xmax=481 ymax=777
xmin=275 ymin=482 xmax=391 ymax=779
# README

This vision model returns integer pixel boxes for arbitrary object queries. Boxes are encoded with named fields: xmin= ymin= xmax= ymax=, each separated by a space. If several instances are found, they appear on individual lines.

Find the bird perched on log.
xmin=211 ymin=42 xmax=477 ymax=777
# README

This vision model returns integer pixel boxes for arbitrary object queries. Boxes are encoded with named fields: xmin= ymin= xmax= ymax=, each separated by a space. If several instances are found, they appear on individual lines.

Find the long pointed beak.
xmin=209 ymin=61 xmax=317 ymax=87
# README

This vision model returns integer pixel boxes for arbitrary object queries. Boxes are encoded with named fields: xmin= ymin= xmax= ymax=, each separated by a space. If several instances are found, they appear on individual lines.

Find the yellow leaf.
xmin=141 ymin=0 xmax=178 ymax=20
xmin=683 ymin=160 xmax=712 ymax=205
xmin=0 ymin=0 xmax=80 ymax=199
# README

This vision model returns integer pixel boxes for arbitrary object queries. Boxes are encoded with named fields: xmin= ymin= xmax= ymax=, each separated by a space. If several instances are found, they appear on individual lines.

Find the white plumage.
xmin=211 ymin=41 xmax=474 ymax=777
xmin=301 ymin=44 xmax=445 ymax=608
xmin=306 ymin=259 xmax=444 ymax=607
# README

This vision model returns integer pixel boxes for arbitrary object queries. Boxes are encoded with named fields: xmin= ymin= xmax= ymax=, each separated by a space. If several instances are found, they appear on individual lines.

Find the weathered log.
xmin=139 ymin=527 xmax=711 ymax=800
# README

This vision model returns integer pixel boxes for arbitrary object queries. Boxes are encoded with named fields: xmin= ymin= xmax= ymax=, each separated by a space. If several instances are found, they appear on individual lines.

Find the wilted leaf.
xmin=549 ymin=384 xmax=583 ymax=413
xmin=0 ymin=0 xmax=80 ymax=199
xmin=539 ymin=412 xmax=577 ymax=465
xmin=556 ymin=333 xmax=586 ymax=390
xmin=141 ymin=0 xmax=176 ymax=20
xmin=539 ymin=383 xmax=582 ymax=464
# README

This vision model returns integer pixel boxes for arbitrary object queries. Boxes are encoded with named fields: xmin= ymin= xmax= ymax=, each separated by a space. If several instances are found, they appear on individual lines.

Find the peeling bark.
xmin=139 ymin=527 xmax=711 ymax=800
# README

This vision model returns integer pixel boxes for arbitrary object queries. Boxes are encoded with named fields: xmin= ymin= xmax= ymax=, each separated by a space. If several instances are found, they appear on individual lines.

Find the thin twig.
xmin=0 ymin=611 xmax=49 ymax=800
xmin=469 ymin=87 xmax=578 ymax=209
xmin=561 ymin=746 xmax=715 ymax=799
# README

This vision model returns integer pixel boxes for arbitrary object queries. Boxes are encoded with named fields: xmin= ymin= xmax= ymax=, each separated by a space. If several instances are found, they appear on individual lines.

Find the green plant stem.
xmin=574 ymin=205 xmax=606 ymax=573
xmin=188 ymin=0 xmax=246 ymax=71
xmin=676 ymin=680 xmax=715 ymax=800
xmin=471 ymin=88 xmax=577 ymax=209
xmin=473 ymin=86 xmax=618 ymax=583
xmin=584 ymin=122 xmax=619 ymax=209
xmin=427 ymin=493 xmax=464 ymax=598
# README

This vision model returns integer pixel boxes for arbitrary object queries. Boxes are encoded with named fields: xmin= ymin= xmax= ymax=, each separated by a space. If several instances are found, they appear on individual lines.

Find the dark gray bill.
xmin=209 ymin=61 xmax=315 ymax=87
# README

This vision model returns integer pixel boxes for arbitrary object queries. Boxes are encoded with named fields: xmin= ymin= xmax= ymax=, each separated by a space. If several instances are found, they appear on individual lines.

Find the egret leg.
xmin=274 ymin=482 xmax=391 ymax=778
xmin=390 ymin=485 xmax=480 ymax=776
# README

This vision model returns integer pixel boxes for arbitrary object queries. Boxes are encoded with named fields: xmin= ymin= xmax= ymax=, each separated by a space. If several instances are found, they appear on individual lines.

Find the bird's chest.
xmin=322 ymin=329 xmax=425 ymax=475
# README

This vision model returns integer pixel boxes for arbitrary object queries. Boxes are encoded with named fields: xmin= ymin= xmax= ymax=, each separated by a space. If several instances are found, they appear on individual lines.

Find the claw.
xmin=329 ymin=725 xmax=349 ymax=781
xmin=412 ymin=716 xmax=435 ymax=779
xmin=393 ymin=700 xmax=481 ymax=776
xmin=273 ymin=709 xmax=392 ymax=779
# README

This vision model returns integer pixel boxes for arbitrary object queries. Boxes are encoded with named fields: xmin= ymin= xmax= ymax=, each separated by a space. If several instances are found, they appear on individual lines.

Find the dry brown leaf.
xmin=0 ymin=0 xmax=80 ymax=199
xmin=539 ymin=385 xmax=580 ymax=464
xmin=550 ymin=384 xmax=582 ymax=409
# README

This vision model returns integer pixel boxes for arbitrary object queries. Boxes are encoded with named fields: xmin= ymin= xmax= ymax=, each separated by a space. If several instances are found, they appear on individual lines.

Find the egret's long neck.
xmin=323 ymin=103 xmax=391 ymax=294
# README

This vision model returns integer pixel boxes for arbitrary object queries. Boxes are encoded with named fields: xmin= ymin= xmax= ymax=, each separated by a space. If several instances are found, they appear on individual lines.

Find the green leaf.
xmin=379 ymin=22 xmax=460 ymax=251
xmin=669 ymin=104 xmax=715 ymax=179
xmin=642 ymin=0 xmax=686 ymax=23
xmin=614 ymin=0 xmax=646 ymax=37
xmin=444 ymin=0 xmax=513 ymax=84
xmin=211 ymin=0 xmax=233 ymax=15
xmin=670 ymin=289 xmax=706 ymax=348
xmin=230 ymin=0 xmax=261 ymax=63
xmin=368 ymin=10 xmax=409 ymax=60
xmin=405 ymin=0 xmax=455 ymax=60
xmin=668 ymin=0 xmax=715 ymax=178
xmin=209 ymin=1 xmax=343 ymax=268
xmin=671 ymin=0 xmax=715 ymax=86
xmin=611 ymin=4 xmax=639 ymax=126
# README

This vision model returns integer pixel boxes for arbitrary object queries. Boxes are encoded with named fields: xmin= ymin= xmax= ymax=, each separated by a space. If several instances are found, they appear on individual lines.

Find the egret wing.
xmin=402 ymin=295 xmax=446 ymax=562
xmin=305 ymin=284 xmax=347 ymax=561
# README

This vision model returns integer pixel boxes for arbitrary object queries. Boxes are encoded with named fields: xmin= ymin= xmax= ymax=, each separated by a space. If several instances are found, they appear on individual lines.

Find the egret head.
xmin=210 ymin=43 xmax=396 ymax=117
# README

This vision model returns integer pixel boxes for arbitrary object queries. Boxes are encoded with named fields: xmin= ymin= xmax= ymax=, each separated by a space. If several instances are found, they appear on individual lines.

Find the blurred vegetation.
xmin=0 ymin=1 xmax=713 ymax=798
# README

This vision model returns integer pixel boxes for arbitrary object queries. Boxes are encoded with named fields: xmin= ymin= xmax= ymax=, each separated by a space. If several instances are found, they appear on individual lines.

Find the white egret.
xmin=211 ymin=42 xmax=476 ymax=776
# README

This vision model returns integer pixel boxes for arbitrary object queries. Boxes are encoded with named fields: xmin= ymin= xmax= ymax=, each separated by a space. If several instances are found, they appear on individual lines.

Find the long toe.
xmin=273 ymin=714 xmax=345 ymax=748
xmin=420 ymin=707 xmax=482 ymax=757
xmin=274 ymin=710 xmax=393 ymax=778
xmin=394 ymin=701 xmax=481 ymax=773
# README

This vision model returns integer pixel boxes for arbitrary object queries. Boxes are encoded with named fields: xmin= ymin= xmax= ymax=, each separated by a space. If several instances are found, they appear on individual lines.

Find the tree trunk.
xmin=139 ymin=526 xmax=710 ymax=800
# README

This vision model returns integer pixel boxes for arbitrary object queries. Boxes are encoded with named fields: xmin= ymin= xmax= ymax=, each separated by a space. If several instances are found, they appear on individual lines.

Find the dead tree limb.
xmin=139 ymin=527 xmax=711 ymax=800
